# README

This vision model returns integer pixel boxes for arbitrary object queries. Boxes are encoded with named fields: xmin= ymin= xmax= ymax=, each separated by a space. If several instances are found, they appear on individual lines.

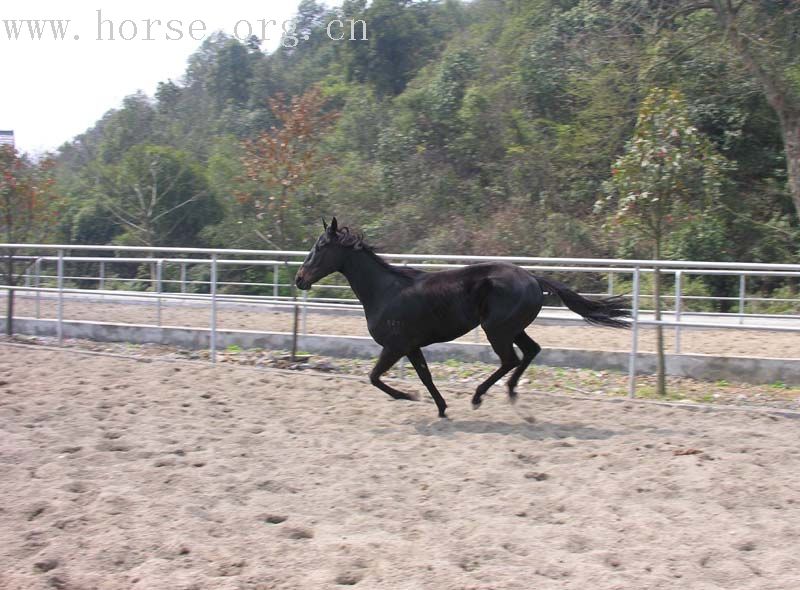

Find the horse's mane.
xmin=335 ymin=227 xmax=423 ymax=279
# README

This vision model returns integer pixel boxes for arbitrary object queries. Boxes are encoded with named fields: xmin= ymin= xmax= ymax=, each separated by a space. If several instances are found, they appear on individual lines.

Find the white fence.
xmin=2 ymin=243 xmax=800 ymax=397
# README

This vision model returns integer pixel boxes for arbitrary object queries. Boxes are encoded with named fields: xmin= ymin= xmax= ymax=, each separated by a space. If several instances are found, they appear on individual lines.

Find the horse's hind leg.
xmin=472 ymin=335 xmax=519 ymax=409
xmin=506 ymin=332 xmax=541 ymax=402
xmin=407 ymin=349 xmax=448 ymax=418
xmin=369 ymin=347 xmax=418 ymax=402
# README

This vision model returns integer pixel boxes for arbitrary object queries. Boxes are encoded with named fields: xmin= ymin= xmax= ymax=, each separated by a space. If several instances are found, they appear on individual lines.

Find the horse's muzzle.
xmin=295 ymin=270 xmax=310 ymax=291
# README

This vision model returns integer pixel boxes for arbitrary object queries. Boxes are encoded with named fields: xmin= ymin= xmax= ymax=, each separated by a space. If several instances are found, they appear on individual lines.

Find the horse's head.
xmin=295 ymin=217 xmax=349 ymax=290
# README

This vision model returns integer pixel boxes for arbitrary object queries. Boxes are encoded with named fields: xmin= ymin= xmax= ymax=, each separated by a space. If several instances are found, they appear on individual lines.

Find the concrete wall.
xmin=5 ymin=317 xmax=799 ymax=386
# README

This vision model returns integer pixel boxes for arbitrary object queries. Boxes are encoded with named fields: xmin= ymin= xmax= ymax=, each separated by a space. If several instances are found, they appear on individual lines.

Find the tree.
xmin=341 ymin=0 xmax=452 ymax=97
xmin=0 ymin=146 xmax=60 ymax=335
xmin=99 ymin=145 xmax=220 ymax=248
xmin=239 ymin=86 xmax=338 ymax=246
xmin=614 ymin=0 xmax=800 ymax=221
xmin=600 ymin=87 xmax=730 ymax=396
xmin=97 ymin=92 xmax=157 ymax=164
xmin=207 ymin=38 xmax=253 ymax=112
xmin=45 ymin=0 xmax=797 ymax=271
xmin=687 ymin=1 xmax=800 ymax=220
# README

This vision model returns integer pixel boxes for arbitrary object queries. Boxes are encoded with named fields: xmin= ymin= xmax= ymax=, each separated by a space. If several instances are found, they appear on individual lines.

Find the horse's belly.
xmin=367 ymin=312 xmax=477 ymax=349
xmin=426 ymin=323 xmax=474 ymax=344
xmin=417 ymin=311 xmax=479 ymax=345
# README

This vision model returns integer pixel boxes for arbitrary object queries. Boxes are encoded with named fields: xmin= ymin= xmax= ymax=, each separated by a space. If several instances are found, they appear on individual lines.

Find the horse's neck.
xmin=340 ymin=250 xmax=404 ymax=315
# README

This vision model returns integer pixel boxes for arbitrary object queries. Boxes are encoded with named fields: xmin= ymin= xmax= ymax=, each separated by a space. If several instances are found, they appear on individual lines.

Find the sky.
xmin=0 ymin=1 xmax=336 ymax=155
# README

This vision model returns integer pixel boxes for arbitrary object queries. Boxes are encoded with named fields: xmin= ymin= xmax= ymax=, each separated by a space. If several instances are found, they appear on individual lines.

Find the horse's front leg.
xmin=369 ymin=347 xmax=419 ymax=402
xmin=407 ymin=348 xmax=448 ymax=418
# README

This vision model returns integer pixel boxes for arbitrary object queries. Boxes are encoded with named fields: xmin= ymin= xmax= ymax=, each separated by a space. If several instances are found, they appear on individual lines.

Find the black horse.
xmin=295 ymin=218 xmax=629 ymax=417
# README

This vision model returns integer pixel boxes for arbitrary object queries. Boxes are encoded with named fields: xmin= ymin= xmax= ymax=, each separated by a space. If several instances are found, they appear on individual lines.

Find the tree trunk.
xmin=711 ymin=3 xmax=800 ymax=220
xmin=782 ymin=113 xmax=800 ymax=221
xmin=653 ymin=242 xmax=667 ymax=396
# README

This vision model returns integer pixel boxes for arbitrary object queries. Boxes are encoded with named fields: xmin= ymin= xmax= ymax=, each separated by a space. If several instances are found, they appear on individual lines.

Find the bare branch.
xmin=150 ymin=191 xmax=206 ymax=223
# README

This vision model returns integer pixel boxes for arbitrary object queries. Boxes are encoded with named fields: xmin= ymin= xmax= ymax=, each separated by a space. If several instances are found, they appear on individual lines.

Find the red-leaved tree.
xmin=239 ymin=86 xmax=339 ymax=246
xmin=1 ymin=145 xmax=60 ymax=335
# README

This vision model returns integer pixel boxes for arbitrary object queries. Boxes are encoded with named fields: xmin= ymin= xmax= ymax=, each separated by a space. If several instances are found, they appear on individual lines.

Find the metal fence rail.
xmin=2 ymin=243 xmax=799 ymax=398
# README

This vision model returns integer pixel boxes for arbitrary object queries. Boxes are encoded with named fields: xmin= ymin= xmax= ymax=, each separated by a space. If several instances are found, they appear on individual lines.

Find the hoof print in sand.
xmin=34 ymin=559 xmax=59 ymax=573
xmin=281 ymin=526 xmax=314 ymax=540
xmin=95 ymin=440 xmax=131 ymax=453
xmin=735 ymin=540 xmax=757 ymax=552
xmin=26 ymin=502 xmax=49 ymax=521
xmin=216 ymin=559 xmax=246 ymax=577
xmin=256 ymin=479 xmax=298 ymax=494
xmin=335 ymin=570 xmax=363 ymax=586
xmin=524 ymin=471 xmax=549 ymax=481
xmin=62 ymin=481 xmax=88 ymax=494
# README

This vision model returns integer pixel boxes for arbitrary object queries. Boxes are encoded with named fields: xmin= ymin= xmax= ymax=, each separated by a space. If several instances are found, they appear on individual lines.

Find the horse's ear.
xmin=329 ymin=217 xmax=338 ymax=236
xmin=322 ymin=217 xmax=328 ymax=231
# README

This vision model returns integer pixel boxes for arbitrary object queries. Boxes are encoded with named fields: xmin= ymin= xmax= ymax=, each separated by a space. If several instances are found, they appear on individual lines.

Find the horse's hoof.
xmin=471 ymin=399 xmax=482 ymax=410
xmin=508 ymin=391 xmax=518 ymax=405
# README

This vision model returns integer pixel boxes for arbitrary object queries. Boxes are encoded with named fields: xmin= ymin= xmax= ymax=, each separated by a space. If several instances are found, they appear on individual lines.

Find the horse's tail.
xmin=534 ymin=276 xmax=631 ymax=328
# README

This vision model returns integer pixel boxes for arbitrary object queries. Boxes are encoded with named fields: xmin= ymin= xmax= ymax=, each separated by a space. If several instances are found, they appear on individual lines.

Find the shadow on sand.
xmin=412 ymin=417 xmax=618 ymax=441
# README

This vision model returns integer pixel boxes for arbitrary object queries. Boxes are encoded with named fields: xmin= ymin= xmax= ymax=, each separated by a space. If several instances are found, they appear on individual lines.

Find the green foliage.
xmin=68 ymin=199 xmax=119 ymax=245
xmin=748 ymin=284 xmax=800 ymax=315
xmin=612 ymin=273 xmax=715 ymax=313
xmin=600 ymin=87 xmax=731 ymax=253
xmin=40 ymin=0 xmax=797 ymax=302
xmin=341 ymin=0 xmax=453 ymax=97
xmin=97 ymin=92 xmax=157 ymax=164
xmin=100 ymin=145 xmax=221 ymax=247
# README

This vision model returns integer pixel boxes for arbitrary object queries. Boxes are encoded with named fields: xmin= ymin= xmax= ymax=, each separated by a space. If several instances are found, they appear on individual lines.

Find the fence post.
xmin=99 ymin=260 xmax=105 ymax=290
xmin=399 ymin=263 xmax=407 ymax=379
xmin=210 ymin=255 xmax=218 ymax=363
xmin=34 ymin=257 xmax=41 ymax=319
xmin=288 ymin=261 xmax=299 ymax=360
xmin=57 ymin=250 xmax=64 ymax=345
xmin=471 ymin=258 xmax=479 ymax=341
xmin=738 ymin=274 xmax=746 ymax=325
xmin=608 ymin=271 xmax=614 ymax=296
xmin=674 ymin=270 xmax=682 ymax=354
xmin=301 ymin=289 xmax=308 ymax=336
xmin=180 ymin=262 xmax=186 ymax=294
xmin=156 ymin=259 xmax=163 ymax=327
xmin=274 ymin=264 xmax=279 ymax=300
xmin=627 ymin=266 xmax=641 ymax=398
xmin=400 ymin=264 xmax=409 ymax=377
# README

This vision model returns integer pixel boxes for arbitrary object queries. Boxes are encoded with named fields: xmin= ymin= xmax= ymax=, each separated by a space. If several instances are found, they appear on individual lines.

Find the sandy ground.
xmin=7 ymin=296 xmax=800 ymax=359
xmin=1 ymin=346 xmax=800 ymax=590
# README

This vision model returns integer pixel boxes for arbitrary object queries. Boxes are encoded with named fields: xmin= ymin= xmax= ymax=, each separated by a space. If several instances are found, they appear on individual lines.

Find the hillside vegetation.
xmin=48 ymin=0 xmax=798 ymax=273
